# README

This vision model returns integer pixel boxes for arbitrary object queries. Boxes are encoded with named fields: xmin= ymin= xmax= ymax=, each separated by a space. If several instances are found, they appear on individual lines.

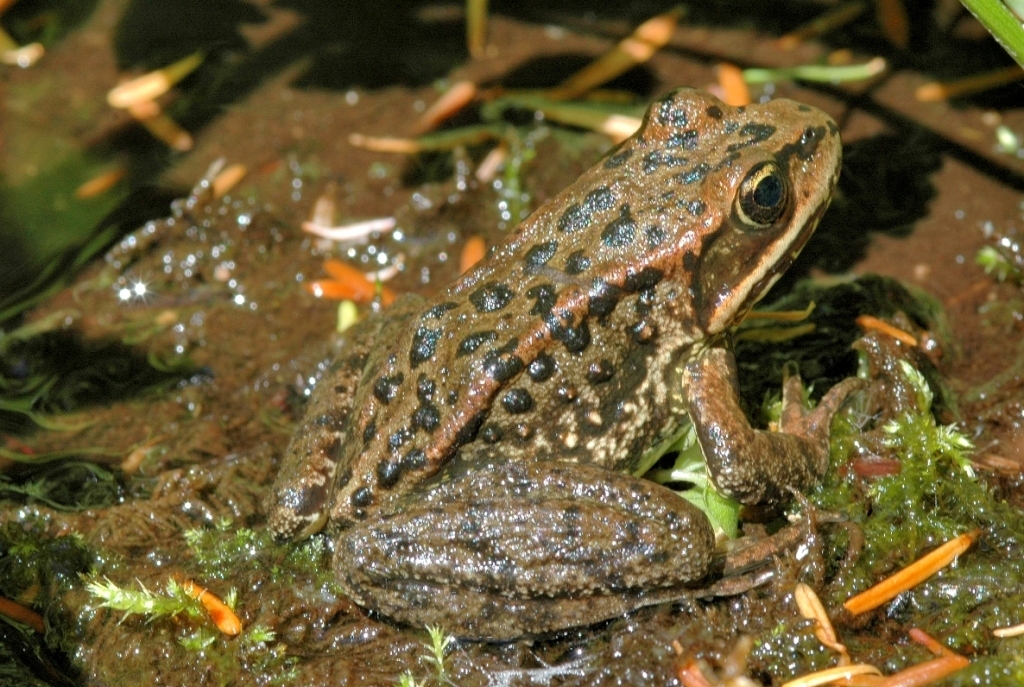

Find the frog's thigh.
xmin=333 ymin=457 xmax=714 ymax=639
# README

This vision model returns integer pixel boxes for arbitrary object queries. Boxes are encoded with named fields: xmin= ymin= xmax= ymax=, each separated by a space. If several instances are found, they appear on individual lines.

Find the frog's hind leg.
xmin=265 ymin=295 xmax=425 ymax=540
xmin=331 ymin=455 xmax=715 ymax=640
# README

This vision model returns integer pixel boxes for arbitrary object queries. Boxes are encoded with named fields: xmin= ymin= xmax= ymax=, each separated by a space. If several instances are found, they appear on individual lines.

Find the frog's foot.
xmin=331 ymin=457 xmax=714 ymax=640
xmin=778 ymin=373 xmax=866 ymax=445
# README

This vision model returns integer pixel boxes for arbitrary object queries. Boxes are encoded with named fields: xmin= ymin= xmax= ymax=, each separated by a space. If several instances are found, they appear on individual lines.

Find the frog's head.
xmin=636 ymin=88 xmax=842 ymax=336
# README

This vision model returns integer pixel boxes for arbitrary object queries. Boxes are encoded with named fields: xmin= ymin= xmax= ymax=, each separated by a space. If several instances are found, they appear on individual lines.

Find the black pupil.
xmin=753 ymin=174 xmax=783 ymax=208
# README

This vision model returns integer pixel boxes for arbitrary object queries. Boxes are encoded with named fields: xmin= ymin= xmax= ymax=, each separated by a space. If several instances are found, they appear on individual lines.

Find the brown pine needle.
xmin=844 ymin=530 xmax=978 ymax=615
xmin=876 ymin=655 xmax=969 ymax=686
xmin=994 ymin=621 xmax=1024 ymax=638
xmin=549 ymin=6 xmax=683 ymax=100
xmin=908 ymin=628 xmax=958 ymax=658
xmin=782 ymin=664 xmax=881 ymax=687
xmin=107 ymin=52 xmax=203 ymax=109
xmin=466 ymin=0 xmax=489 ymax=58
xmin=916 ymin=65 xmax=1024 ymax=102
xmin=794 ymin=583 xmax=849 ymax=661
xmin=348 ymin=133 xmax=422 ymax=153
xmin=777 ymin=2 xmax=867 ymax=50
xmin=745 ymin=303 xmax=815 ymax=322
xmin=0 ymin=595 xmax=45 ymax=633
xmin=869 ymin=628 xmax=970 ymax=686
xmin=856 ymin=314 xmax=917 ymax=346
xmin=474 ymin=144 xmax=506 ymax=182
xmin=412 ymin=80 xmax=478 ymax=135
xmin=138 ymin=113 xmax=193 ymax=152
xmin=212 ymin=163 xmax=248 ymax=198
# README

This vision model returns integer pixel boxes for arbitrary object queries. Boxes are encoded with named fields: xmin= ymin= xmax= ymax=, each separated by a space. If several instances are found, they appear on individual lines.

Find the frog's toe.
xmin=781 ymin=375 xmax=866 ymax=439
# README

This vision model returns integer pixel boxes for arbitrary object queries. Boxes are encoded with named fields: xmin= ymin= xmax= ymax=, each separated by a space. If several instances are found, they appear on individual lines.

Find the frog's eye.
xmin=736 ymin=162 xmax=788 ymax=227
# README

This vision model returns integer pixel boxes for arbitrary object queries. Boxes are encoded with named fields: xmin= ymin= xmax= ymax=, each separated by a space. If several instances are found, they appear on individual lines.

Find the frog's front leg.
xmin=332 ymin=456 xmax=715 ymax=640
xmin=680 ymin=345 xmax=863 ymax=505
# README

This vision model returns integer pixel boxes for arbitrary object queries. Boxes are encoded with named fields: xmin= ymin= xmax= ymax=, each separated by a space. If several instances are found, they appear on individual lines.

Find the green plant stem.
xmin=960 ymin=0 xmax=1024 ymax=68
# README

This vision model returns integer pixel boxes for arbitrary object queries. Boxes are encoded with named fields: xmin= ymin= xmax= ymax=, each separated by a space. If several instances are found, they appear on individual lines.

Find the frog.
xmin=266 ymin=87 xmax=862 ymax=640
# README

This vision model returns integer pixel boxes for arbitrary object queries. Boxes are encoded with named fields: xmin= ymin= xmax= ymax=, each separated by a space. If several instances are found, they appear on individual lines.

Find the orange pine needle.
xmin=908 ymin=628 xmax=957 ymax=658
xmin=309 ymin=259 xmax=396 ymax=305
xmin=0 ymin=595 xmax=45 ymax=633
xmin=876 ymin=656 xmax=969 ymax=686
xmin=873 ymin=0 xmax=909 ymax=49
xmin=716 ymin=62 xmax=751 ymax=107
xmin=550 ymin=6 xmax=683 ymax=100
xmin=413 ymin=80 xmax=478 ymax=134
xmin=179 ymin=579 xmax=242 ymax=636
xmin=916 ymin=65 xmax=1024 ymax=102
xmin=776 ymin=2 xmax=867 ymax=51
xmin=856 ymin=315 xmax=917 ymax=346
xmin=844 ymin=531 xmax=978 ymax=615
xmin=75 ymin=167 xmax=126 ymax=199
xmin=460 ymin=236 xmax=487 ymax=274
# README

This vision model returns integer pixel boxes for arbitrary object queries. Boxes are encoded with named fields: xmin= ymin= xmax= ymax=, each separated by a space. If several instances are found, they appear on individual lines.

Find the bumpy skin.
xmin=267 ymin=88 xmax=856 ymax=640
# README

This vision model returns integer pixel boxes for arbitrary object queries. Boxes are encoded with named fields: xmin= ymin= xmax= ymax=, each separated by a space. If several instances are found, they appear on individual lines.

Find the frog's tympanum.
xmin=267 ymin=88 xmax=860 ymax=640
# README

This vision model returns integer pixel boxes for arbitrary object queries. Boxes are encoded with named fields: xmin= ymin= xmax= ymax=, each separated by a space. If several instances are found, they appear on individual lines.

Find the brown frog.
xmin=267 ymin=88 xmax=861 ymax=640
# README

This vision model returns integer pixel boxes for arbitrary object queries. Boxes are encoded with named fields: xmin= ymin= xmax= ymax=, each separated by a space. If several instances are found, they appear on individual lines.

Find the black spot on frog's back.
xmin=469 ymin=282 xmax=514 ymax=313
xmin=423 ymin=301 xmax=458 ymax=320
xmin=457 ymin=330 xmax=497 ymax=356
xmin=565 ymin=251 xmax=591 ymax=275
xmin=656 ymin=97 xmax=688 ymax=127
xmin=373 ymin=373 xmax=404 ymax=404
xmin=604 ymin=148 xmax=632 ymax=169
xmin=557 ymin=187 xmax=616 ymax=234
xmin=501 ymin=388 xmax=533 ymax=414
xmin=726 ymin=123 xmax=776 ymax=152
xmin=667 ymin=130 xmax=699 ymax=150
xmin=523 ymin=241 xmax=558 ymax=272
xmin=410 ymin=325 xmax=442 ymax=366
xmin=601 ymin=205 xmax=637 ymax=248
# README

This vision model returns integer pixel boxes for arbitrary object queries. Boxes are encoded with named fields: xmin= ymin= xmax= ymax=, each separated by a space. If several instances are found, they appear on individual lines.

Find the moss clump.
xmin=0 ymin=522 xmax=93 ymax=685
xmin=814 ymin=357 xmax=1024 ymax=680
xmin=183 ymin=517 xmax=336 ymax=590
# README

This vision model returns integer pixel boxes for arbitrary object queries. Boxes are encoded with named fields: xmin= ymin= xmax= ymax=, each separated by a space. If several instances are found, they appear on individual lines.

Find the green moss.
xmin=812 ymin=355 xmax=1024 ymax=676
xmin=183 ymin=518 xmax=337 ymax=590
xmin=0 ymin=523 xmax=94 ymax=684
